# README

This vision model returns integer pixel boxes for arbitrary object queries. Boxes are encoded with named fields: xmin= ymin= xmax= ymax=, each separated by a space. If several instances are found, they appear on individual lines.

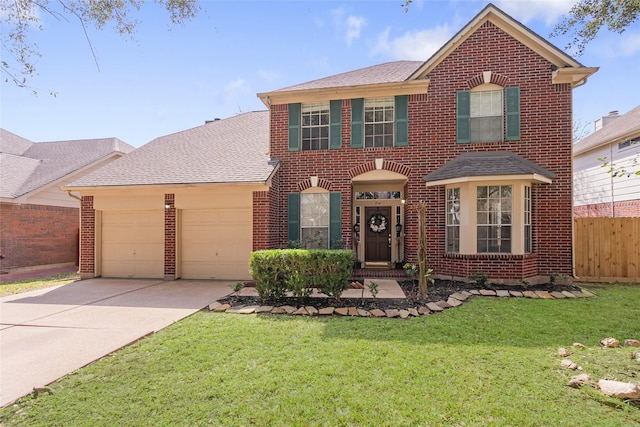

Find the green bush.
xmin=249 ymin=249 xmax=354 ymax=301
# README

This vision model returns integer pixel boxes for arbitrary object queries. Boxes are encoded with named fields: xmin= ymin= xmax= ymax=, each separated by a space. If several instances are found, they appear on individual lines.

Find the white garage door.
xmin=181 ymin=208 xmax=251 ymax=280
xmin=101 ymin=210 xmax=164 ymax=278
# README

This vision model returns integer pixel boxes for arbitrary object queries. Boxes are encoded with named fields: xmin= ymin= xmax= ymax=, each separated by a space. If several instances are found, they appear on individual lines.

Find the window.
xmin=524 ymin=185 xmax=532 ymax=253
xmin=618 ymin=137 xmax=639 ymax=150
xmin=364 ymin=98 xmax=394 ymax=147
xmin=300 ymin=193 xmax=329 ymax=249
xmin=446 ymin=188 xmax=461 ymax=253
xmin=301 ymin=103 xmax=329 ymax=151
xmin=457 ymin=86 xmax=520 ymax=143
xmin=477 ymin=185 xmax=512 ymax=253
xmin=355 ymin=191 xmax=401 ymax=200
xmin=470 ymin=90 xmax=503 ymax=142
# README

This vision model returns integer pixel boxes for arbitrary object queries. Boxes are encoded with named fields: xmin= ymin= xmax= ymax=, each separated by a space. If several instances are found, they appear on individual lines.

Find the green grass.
xmin=1 ymin=284 xmax=639 ymax=426
xmin=0 ymin=272 xmax=79 ymax=297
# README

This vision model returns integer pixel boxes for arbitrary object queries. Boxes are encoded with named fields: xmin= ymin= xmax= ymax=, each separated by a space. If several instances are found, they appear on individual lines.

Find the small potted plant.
xmin=403 ymin=262 xmax=418 ymax=277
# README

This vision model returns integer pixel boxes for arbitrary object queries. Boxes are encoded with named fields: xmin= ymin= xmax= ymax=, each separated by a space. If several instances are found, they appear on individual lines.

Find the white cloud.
xmin=257 ymin=69 xmax=280 ymax=84
xmin=494 ymin=0 xmax=577 ymax=26
xmin=223 ymin=78 xmax=249 ymax=103
xmin=617 ymin=31 xmax=640 ymax=56
xmin=372 ymin=25 xmax=453 ymax=60
xmin=594 ymin=31 xmax=640 ymax=58
xmin=345 ymin=15 xmax=366 ymax=46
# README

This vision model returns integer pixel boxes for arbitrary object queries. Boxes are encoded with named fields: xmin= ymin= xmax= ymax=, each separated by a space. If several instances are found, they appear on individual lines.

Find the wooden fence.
xmin=574 ymin=217 xmax=640 ymax=282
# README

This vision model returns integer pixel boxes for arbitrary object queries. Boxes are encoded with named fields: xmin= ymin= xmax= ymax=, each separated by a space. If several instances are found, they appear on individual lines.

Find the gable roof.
xmin=409 ymin=3 xmax=597 ymax=86
xmin=423 ymin=151 xmax=556 ymax=186
xmin=65 ymin=111 xmax=275 ymax=189
xmin=573 ymin=105 xmax=640 ymax=156
xmin=0 ymin=130 xmax=135 ymax=199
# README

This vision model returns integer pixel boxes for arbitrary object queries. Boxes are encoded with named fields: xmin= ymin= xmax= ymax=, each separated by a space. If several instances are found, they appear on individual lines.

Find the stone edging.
xmin=208 ymin=288 xmax=595 ymax=319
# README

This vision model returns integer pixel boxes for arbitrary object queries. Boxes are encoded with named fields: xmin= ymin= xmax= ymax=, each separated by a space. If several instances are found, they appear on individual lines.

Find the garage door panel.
xmin=181 ymin=209 xmax=251 ymax=280
xmin=101 ymin=210 xmax=164 ymax=279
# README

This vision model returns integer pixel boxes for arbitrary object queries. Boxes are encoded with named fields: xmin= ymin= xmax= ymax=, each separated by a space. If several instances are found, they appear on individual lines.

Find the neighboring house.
xmin=573 ymin=106 xmax=640 ymax=217
xmin=66 ymin=4 xmax=597 ymax=284
xmin=0 ymin=129 xmax=134 ymax=271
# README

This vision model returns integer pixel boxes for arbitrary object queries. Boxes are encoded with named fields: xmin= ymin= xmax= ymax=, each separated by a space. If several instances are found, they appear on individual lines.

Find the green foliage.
xmin=249 ymin=249 xmax=354 ymax=301
xmin=598 ymin=155 xmax=640 ymax=178
xmin=366 ymin=281 xmax=379 ymax=299
xmin=552 ymin=0 xmax=640 ymax=55
xmin=472 ymin=272 xmax=489 ymax=287
xmin=231 ymin=282 xmax=244 ymax=296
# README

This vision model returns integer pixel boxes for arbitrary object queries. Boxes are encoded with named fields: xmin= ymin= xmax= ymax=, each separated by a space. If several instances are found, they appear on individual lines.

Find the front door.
xmin=364 ymin=206 xmax=391 ymax=262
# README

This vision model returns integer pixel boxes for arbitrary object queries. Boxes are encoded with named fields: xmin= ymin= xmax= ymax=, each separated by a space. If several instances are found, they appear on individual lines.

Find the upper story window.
xmin=364 ymin=98 xmax=394 ymax=148
xmin=457 ymin=85 xmax=520 ymax=143
xmin=618 ymin=137 xmax=639 ymax=150
xmin=470 ymin=90 xmax=503 ymax=142
xmin=301 ymin=102 xmax=329 ymax=151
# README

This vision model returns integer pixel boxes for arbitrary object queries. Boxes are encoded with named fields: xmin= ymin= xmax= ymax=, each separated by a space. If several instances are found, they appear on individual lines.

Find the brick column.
xmin=164 ymin=194 xmax=176 ymax=280
xmin=79 ymin=196 xmax=95 ymax=279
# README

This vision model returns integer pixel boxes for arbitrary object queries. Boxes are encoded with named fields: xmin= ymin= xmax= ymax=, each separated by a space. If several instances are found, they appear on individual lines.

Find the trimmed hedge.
xmin=249 ymin=249 xmax=355 ymax=301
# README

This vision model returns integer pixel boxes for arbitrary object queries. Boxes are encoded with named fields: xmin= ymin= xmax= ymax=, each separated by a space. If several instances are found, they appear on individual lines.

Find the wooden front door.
xmin=364 ymin=207 xmax=391 ymax=262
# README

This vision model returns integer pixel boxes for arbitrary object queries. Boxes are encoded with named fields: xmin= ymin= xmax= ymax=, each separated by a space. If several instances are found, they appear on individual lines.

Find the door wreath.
xmin=368 ymin=214 xmax=388 ymax=233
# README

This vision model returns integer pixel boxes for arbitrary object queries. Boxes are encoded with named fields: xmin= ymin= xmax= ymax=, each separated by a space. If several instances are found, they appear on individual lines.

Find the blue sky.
xmin=2 ymin=0 xmax=639 ymax=147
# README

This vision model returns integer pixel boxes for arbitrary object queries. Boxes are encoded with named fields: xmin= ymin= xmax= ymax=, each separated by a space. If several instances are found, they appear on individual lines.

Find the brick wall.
xmin=0 ymin=203 xmax=79 ymax=270
xmin=266 ymin=21 xmax=574 ymax=281
xmin=574 ymin=200 xmax=640 ymax=218
xmin=79 ymin=196 xmax=95 ymax=276
xmin=164 ymin=194 xmax=176 ymax=278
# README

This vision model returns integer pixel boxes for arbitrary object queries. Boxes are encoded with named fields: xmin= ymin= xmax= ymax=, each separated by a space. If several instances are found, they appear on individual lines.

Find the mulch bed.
xmin=217 ymin=279 xmax=583 ymax=312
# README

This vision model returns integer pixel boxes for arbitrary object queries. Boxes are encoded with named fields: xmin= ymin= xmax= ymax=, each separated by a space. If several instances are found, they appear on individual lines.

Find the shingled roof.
xmin=0 ymin=129 xmax=135 ymax=199
xmin=423 ymin=151 xmax=556 ymax=185
xmin=573 ymin=105 xmax=640 ymax=156
xmin=66 ymin=111 xmax=275 ymax=188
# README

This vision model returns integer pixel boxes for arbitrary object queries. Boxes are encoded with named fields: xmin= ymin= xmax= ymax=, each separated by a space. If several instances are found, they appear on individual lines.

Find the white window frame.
xmin=300 ymin=191 xmax=330 ymax=249
xmin=470 ymin=86 xmax=503 ymax=143
xmin=301 ymin=102 xmax=330 ymax=151
xmin=364 ymin=98 xmax=394 ymax=148
xmin=446 ymin=187 xmax=461 ymax=253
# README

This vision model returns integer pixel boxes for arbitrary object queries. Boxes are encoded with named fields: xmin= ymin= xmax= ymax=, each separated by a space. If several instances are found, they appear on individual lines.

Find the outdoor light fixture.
xmin=396 ymin=222 xmax=402 ymax=237
xmin=353 ymin=223 xmax=360 ymax=234
xmin=165 ymin=204 xmax=171 ymax=210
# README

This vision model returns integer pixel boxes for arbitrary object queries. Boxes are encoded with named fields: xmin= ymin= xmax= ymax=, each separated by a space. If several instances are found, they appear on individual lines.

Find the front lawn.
xmin=1 ymin=284 xmax=639 ymax=426
xmin=0 ymin=272 xmax=79 ymax=297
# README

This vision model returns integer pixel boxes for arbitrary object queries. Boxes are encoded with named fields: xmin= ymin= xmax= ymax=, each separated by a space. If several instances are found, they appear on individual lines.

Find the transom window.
xmin=301 ymin=102 xmax=329 ymax=151
xmin=446 ymin=188 xmax=461 ymax=253
xmin=477 ymin=185 xmax=512 ymax=253
xmin=300 ymin=192 xmax=329 ymax=249
xmin=355 ymin=191 xmax=401 ymax=200
xmin=471 ymin=90 xmax=503 ymax=142
xmin=364 ymin=98 xmax=394 ymax=148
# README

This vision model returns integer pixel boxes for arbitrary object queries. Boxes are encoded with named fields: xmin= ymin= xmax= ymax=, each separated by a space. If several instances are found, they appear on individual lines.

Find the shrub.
xmin=249 ymin=250 xmax=288 ymax=300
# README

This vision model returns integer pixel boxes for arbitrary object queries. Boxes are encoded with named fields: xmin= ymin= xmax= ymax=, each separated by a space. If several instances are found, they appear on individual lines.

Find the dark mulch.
xmin=217 ymin=279 xmax=583 ymax=312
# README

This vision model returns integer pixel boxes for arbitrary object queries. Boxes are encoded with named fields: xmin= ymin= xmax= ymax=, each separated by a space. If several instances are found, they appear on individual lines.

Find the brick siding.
xmin=262 ymin=21 xmax=574 ymax=281
xmin=0 ymin=203 xmax=79 ymax=270
xmin=79 ymin=196 xmax=95 ymax=276
xmin=574 ymin=200 xmax=640 ymax=218
xmin=164 ymin=194 xmax=176 ymax=278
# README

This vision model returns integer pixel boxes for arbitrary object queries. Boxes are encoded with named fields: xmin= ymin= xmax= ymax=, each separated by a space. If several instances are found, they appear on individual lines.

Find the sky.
xmin=2 ymin=0 xmax=639 ymax=148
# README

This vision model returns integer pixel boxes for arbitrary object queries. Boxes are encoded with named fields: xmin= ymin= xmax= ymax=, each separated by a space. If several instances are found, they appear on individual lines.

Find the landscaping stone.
xmin=450 ymin=292 xmax=470 ymax=301
xmin=635 ymin=351 xmax=640 ymax=363
xmin=573 ymin=342 xmax=586 ymax=350
xmin=558 ymin=347 xmax=570 ymax=357
xmin=496 ymin=290 xmax=510 ymax=297
xmin=567 ymin=373 xmax=590 ymax=388
xmin=535 ymin=291 xmax=554 ymax=299
xmin=208 ymin=302 xmax=222 ymax=311
xmin=399 ymin=310 xmax=410 ymax=319
xmin=292 ymin=307 xmax=308 ymax=316
xmin=256 ymin=306 xmax=274 ymax=313
xmin=386 ymin=309 xmax=400 ymax=318
xmin=271 ymin=307 xmax=287 ymax=314
xmin=347 ymin=307 xmax=358 ymax=316
xmin=561 ymin=359 xmax=578 ymax=370
xmin=550 ymin=291 xmax=566 ymax=299
xmin=468 ymin=289 xmax=481 ymax=295
xmin=408 ymin=308 xmax=419 ymax=317
xmin=318 ymin=307 xmax=334 ymax=316
xmin=479 ymin=289 xmax=496 ymax=296
xmin=418 ymin=306 xmax=431 ymax=315
xmin=624 ymin=339 xmax=640 ymax=347
xmin=357 ymin=308 xmax=371 ymax=317
xmin=306 ymin=306 xmax=318 ymax=316
xmin=226 ymin=306 xmax=246 ymax=314
xmin=598 ymin=379 xmax=640 ymax=400
xmin=508 ymin=290 xmax=523 ymax=297
xmin=600 ymin=337 xmax=621 ymax=348
xmin=281 ymin=305 xmax=297 ymax=314
xmin=436 ymin=300 xmax=451 ymax=309
xmin=212 ymin=303 xmax=230 ymax=312
xmin=522 ymin=291 xmax=538 ymax=298
xmin=447 ymin=297 xmax=463 ymax=307
xmin=334 ymin=307 xmax=349 ymax=316
xmin=561 ymin=291 xmax=576 ymax=298
xmin=426 ymin=302 xmax=444 ymax=312
xmin=238 ymin=306 xmax=259 ymax=314
xmin=579 ymin=289 xmax=595 ymax=297
xmin=370 ymin=308 xmax=386 ymax=317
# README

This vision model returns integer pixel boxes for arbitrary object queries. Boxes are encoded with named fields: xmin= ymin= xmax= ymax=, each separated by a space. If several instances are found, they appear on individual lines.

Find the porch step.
xmin=352 ymin=268 xmax=406 ymax=279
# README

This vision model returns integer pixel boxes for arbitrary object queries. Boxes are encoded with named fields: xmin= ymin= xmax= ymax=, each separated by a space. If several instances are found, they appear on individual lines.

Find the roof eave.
xmin=63 ymin=180 xmax=273 ymax=193
xmin=257 ymin=80 xmax=430 ymax=107
xmin=424 ymin=173 xmax=553 ymax=187
xmin=552 ymin=67 xmax=599 ymax=88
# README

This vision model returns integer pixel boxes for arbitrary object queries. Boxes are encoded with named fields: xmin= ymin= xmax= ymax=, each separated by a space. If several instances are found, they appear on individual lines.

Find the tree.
xmin=552 ymin=0 xmax=640 ymax=55
xmin=1 ymin=0 xmax=200 ymax=90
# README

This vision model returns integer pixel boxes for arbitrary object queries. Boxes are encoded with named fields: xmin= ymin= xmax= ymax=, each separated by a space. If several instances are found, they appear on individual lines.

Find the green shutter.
xmin=329 ymin=192 xmax=342 ymax=249
xmin=329 ymin=99 xmax=342 ymax=149
xmin=288 ymin=103 xmax=301 ymax=151
xmin=505 ymin=86 xmax=521 ymax=141
xmin=350 ymin=98 xmax=364 ymax=148
xmin=395 ymin=95 xmax=409 ymax=147
xmin=456 ymin=91 xmax=471 ymax=144
xmin=287 ymin=193 xmax=300 ymax=246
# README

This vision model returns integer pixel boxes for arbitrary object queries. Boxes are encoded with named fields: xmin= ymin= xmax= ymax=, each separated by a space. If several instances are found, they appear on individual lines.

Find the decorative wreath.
xmin=368 ymin=214 xmax=388 ymax=233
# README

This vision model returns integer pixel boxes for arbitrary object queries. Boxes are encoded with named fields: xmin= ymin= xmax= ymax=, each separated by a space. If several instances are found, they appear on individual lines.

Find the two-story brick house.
xmin=67 ymin=4 xmax=596 ymax=284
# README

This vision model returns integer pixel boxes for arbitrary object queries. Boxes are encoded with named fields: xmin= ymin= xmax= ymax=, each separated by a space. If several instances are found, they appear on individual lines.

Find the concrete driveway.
xmin=0 ymin=278 xmax=233 ymax=408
